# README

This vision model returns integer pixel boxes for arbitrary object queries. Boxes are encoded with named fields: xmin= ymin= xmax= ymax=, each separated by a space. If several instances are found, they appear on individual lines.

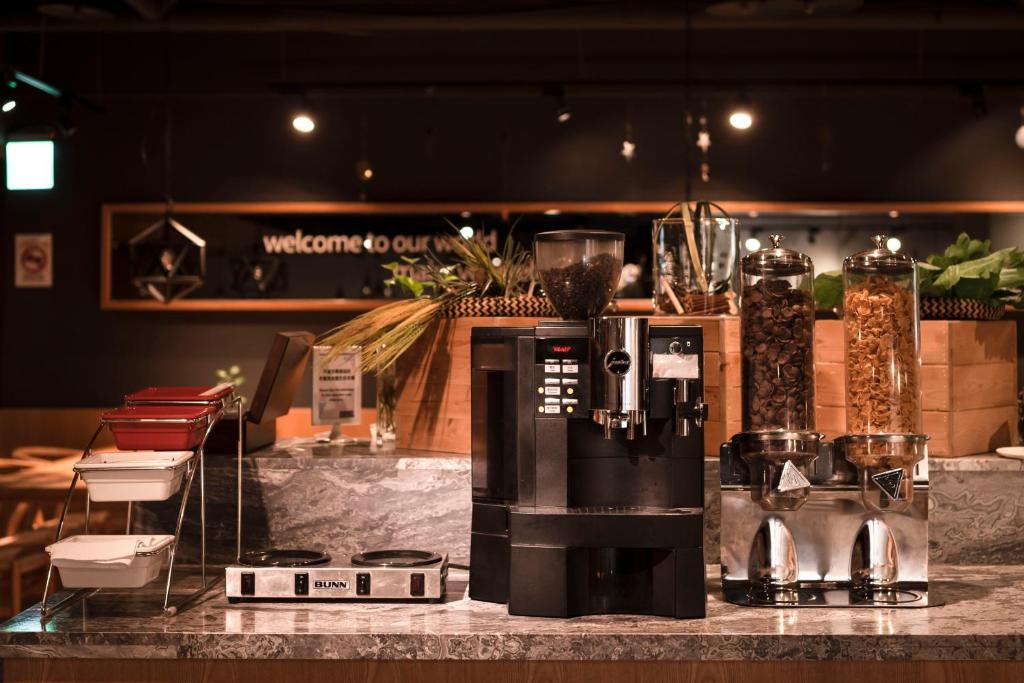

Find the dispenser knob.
xmin=871 ymin=468 xmax=906 ymax=502
xmin=776 ymin=460 xmax=811 ymax=493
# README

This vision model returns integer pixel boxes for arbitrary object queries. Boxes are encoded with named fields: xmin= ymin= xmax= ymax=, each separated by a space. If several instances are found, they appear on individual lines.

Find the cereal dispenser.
xmin=835 ymin=234 xmax=927 ymax=513
xmin=732 ymin=234 xmax=821 ymax=512
xmin=717 ymin=234 xmax=937 ymax=609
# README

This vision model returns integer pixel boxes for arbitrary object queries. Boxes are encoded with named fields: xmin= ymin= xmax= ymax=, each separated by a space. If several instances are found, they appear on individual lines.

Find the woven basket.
xmin=921 ymin=296 xmax=1005 ymax=321
xmin=441 ymin=296 xmax=557 ymax=318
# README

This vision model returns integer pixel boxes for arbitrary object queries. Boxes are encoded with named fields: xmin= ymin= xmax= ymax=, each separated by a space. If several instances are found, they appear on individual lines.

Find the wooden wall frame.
xmin=100 ymin=201 xmax=1024 ymax=313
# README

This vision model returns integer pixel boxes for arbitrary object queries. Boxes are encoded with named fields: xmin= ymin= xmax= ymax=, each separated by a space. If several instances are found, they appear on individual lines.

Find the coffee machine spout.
xmin=592 ymin=409 xmax=646 ymax=440
xmin=673 ymin=378 xmax=708 ymax=438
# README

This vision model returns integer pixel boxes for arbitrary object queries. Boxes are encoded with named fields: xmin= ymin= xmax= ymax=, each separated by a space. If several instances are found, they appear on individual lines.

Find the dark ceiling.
xmin=0 ymin=0 xmax=1023 ymax=31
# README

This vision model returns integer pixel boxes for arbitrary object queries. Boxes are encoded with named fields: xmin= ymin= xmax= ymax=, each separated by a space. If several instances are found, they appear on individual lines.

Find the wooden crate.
xmin=394 ymin=317 xmax=541 ymax=454
xmin=814 ymin=319 xmax=1019 ymax=457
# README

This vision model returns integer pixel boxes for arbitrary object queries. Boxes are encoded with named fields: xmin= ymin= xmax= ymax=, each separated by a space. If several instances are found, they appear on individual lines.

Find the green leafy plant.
xmin=813 ymin=233 xmax=1024 ymax=311
xmin=813 ymin=270 xmax=844 ymax=312
xmin=214 ymin=365 xmax=246 ymax=403
xmin=319 ymin=223 xmax=535 ymax=373
xmin=917 ymin=233 xmax=1024 ymax=307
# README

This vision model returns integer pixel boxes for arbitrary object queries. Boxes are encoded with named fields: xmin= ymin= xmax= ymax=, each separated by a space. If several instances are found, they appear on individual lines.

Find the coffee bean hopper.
xmin=719 ymin=234 xmax=938 ymax=608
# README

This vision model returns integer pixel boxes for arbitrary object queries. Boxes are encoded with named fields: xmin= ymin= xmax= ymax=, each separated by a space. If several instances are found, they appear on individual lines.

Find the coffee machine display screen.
xmin=536 ymin=339 xmax=586 ymax=360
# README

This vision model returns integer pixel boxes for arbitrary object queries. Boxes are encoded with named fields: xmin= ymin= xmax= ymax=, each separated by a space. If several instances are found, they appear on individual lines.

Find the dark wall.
xmin=1 ymin=28 xmax=1023 ymax=407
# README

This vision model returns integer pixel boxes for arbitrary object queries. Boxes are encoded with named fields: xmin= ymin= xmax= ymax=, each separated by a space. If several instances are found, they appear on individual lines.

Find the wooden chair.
xmin=10 ymin=446 xmax=82 ymax=462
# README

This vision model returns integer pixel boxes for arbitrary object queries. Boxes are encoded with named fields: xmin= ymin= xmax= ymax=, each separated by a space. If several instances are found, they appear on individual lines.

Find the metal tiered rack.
xmin=39 ymin=392 xmax=242 ymax=620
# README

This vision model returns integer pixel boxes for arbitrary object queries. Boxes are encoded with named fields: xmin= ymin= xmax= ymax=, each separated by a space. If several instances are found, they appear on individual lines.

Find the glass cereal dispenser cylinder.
xmin=735 ymin=234 xmax=820 ymax=512
xmin=841 ymin=234 xmax=921 ymax=436
xmin=839 ymin=234 xmax=926 ymax=513
xmin=740 ymin=234 xmax=816 ymax=433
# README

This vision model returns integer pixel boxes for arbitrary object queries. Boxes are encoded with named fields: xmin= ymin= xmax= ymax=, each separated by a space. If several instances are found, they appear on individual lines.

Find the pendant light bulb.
xmin=728 ymin=93 xmax=754 ymax=130
xmin=554 ymin=88 xmax=571 ymax=124
xmin=292 ymin=112 xmax=315 ymax=134
xmin=729 ymin=110 xmax=753 ymax=130
xmin=356 ymin=159 xmax=374 ymax=182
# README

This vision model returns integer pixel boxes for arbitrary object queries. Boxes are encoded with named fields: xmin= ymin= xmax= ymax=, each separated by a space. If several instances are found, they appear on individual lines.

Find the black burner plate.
xmin=239 ymin=549 xmax=331 ymax=567
xmin=350 ymin=549 xmax=442 ymax=567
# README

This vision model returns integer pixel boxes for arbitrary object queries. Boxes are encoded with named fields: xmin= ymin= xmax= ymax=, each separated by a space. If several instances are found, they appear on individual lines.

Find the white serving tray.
xmin=74 ymin=450 xmax=194 ymax=502
xmin=48 ymin=535 xmax=175 ymax=589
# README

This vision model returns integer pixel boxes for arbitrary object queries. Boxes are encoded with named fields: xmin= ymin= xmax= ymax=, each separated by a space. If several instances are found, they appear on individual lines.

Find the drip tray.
xmin=723 ymin=583 xmax=941 ymax=608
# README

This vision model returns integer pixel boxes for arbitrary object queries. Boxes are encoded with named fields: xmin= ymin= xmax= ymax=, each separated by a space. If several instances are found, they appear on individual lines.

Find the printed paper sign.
xmin=14 ymin=233 xmax=52 ymax=288
xmin=312 ymin=345 xmax=362 ymax=426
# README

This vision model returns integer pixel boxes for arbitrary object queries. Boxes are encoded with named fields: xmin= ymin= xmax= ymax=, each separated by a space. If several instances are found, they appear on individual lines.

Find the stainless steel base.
xmin=225 ymin=554 xmax=447 ymax=602
xmin=722 ymin=582 xmax=941 ymax=608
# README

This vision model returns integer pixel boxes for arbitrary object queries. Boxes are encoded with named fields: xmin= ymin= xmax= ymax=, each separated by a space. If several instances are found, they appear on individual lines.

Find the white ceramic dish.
xmin=48 ymin=535 xmax=174 ymax=588
xmin=996 ymin=446 xmax=1024 ymax=460
xmin=74 ymin=450 xmax=193 ymax=502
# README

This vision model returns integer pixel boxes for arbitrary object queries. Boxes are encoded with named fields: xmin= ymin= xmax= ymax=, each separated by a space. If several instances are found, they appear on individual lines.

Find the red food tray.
xmin=101 ymin=405 xmax=218 ymax=451
xmin=125 ymin=384 xmax=235 ymax=406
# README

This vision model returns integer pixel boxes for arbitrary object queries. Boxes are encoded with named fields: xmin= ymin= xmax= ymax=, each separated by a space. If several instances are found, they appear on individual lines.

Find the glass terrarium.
xmin=534 ymin=230 xmax=624 ymax=320
xmin=652 ymin=208 xmax=738 ymax=315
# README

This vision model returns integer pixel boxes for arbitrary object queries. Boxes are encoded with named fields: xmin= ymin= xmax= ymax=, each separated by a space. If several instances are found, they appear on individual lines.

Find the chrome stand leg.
xmin=41 ymin=423 xmax=103 ymax=622
xmin=162 ymin=458 xmax=199 ymax=616
xmin=199 ymin=447 xmax=207 ymax=587
xmin=236 ymin=396 xmax=244 ymax=564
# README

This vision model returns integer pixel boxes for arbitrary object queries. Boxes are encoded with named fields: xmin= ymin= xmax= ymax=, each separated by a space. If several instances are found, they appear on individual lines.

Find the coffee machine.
xmin=719 ymin=234 xmax=936 ymax=608
xmin=468 ymin=230 xmax=708 ymax=618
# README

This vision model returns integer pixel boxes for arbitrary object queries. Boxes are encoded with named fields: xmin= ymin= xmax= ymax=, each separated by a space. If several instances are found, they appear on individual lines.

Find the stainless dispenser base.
xmin=722 ymin=582 xmax=940 ymax=608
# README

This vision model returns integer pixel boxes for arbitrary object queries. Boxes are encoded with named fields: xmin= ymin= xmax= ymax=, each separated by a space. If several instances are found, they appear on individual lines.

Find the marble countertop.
xmin=1 ymin=565 xmax=1022 ymax=661
xmin=245 ymin=439 xmax=1021 ymax=471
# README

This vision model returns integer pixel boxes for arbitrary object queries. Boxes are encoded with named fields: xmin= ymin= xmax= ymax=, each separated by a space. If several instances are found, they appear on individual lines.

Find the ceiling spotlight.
xmin=744 ymin=237 xmax=761 ymax=252
xmin=888 ymin=210 xmax=900 ymax=219
xmin=291 ymin=112 xmax=315 ymax=134
xmin=459 ymin=226 xmax=475 ymax=239
xmin=543 ymin=209 xmax=562 ymax=216
xmin=2 ymin=99 xmax=15 ymax=113
xmin=356 ymin=159 xmax=374 ymax=182
xmin=1015 ymin=106 xmax=1024 ymax=150
xmin=728 ymin=94 xmax=754 ymax=130
xmin=729 ymin=109 xmax=753 ymax=130
xmin=886 ymin=237 xmax=902 ymax=252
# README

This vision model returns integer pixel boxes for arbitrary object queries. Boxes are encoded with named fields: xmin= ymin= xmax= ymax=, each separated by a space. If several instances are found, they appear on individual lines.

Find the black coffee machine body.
xmin=469 ymin=317 xmax=707 ymax=618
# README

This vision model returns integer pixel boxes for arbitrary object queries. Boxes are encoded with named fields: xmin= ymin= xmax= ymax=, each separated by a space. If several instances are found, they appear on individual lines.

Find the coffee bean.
xmin=741 ymin=279 xmax=815 ymax=431
xmin=539 ymin=252 xmax=620 ymax=320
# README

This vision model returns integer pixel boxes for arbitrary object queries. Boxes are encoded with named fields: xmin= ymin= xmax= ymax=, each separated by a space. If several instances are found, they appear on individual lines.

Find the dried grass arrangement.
xmin=319 ymin=223 xmax=537 ymax=371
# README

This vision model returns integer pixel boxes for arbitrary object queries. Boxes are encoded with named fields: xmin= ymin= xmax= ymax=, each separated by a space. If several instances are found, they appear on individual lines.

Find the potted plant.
xmin=917 ymin=233 xmax=1024 ymax=320
xmin=814 ymin=233 xmax=1024 ymax=320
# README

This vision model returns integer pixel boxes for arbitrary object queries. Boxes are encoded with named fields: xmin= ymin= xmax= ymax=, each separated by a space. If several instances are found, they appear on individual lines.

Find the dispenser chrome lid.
xmin=843 ymin=234 xmax=916 ymax=275
xmin=731 ymin=430 xmax=824 ymax=457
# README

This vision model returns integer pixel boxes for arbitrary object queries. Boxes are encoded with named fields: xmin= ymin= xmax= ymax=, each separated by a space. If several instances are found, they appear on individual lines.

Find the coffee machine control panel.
xmin=534 ymin=337 xmax=589 ymax=417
